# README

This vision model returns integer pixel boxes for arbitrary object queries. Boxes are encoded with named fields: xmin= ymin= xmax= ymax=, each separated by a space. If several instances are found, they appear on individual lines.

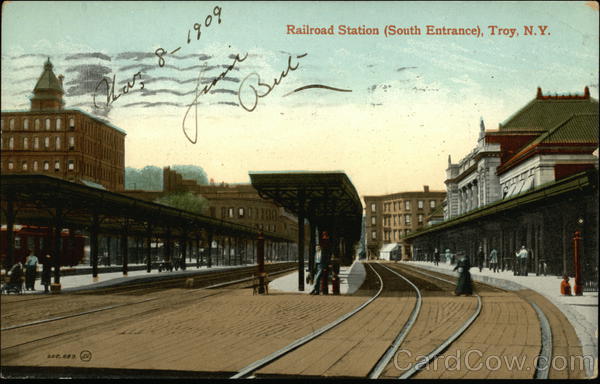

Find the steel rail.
xmin=367 ymin=262 xmax=422 ymax=379
xmin=523 ymin=299 xmax=553 ymax=379
xmin=1 ymin=267 xmax=296 ymax=332
xmin=392 ymin=264 xmax=482 ymax=379
xmin=230 ymin=262 xmax=385 ymax=379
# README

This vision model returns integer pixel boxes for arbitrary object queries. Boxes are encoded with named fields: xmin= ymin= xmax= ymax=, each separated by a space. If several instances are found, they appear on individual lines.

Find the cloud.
xmin=64 ymin=64 xmax=113 ymax=97
xmin=65 ymin=52 xmax=112 ymax=61
xmin=396 ymin=66 xmax=417 ymax=72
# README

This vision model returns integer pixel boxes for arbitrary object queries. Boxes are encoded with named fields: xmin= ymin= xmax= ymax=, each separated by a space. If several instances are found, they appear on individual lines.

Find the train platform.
xmin=403 ymin=260 xmax=598 ymax=377
xmin=269 ymin=259 xmax=366 ymax=294
xmin=2 ymin=263 xmax=264 ymax=294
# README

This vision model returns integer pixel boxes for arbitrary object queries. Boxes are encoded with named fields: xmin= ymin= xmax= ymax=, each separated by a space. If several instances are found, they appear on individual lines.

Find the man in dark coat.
xmin=41 ymin=253 xmax=53 ymax=293
xmin=476 ymin=246 xmax=484 ymax=272
xmin=453 ymin=254 xmax=473 ymax=296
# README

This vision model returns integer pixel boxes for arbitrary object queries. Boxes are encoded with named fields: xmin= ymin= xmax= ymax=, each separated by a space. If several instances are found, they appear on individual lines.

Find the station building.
xmin=408 ymin=87 xmax=599 ymax=287
xmin=0 ymin=59 xmax=126 ymax=192
xmin=363 ymin=186 xmax=446 ymax=260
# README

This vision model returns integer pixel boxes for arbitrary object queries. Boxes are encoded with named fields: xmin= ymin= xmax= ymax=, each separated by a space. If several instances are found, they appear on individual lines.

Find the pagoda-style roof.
xmin=499 ymin=87 xmax=597 ymax=132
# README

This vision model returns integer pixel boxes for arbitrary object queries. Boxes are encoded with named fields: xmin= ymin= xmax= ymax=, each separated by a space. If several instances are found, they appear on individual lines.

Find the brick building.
xmin=364 ymin=186 xmax=446 ymax=260
xmin=0 ymin=59 xmax=126 ymax=191
xmin=124 ymin=167 xmax=302 ymax=242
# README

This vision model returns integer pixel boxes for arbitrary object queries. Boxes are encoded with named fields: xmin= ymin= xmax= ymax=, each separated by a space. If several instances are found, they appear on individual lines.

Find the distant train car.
xmin=0 ymin=226 xmax=85 ymax=267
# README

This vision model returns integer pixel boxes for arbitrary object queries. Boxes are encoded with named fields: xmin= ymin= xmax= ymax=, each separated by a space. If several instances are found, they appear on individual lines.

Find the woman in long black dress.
xmin=453 ymin=254 xmax=473 ymax=296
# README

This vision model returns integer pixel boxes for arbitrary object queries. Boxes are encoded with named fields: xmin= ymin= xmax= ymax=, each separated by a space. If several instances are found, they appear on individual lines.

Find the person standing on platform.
xmin=41 ymin=253 xmax=53 ymax=293
xmin=517 ymin=246 xmax=529 ymax=276
xmin=476 ymin=246 xmax=484 ymax=272
xmin=560 ymin=275 xmax=572 ymax=296
xmin=489 ymin=248 xmax=498 ymax=273
xmin=433 ymin=248 xmax=440 ymax=266
xmin=24 ymin=251 xmax=39 ymax=290
xmin=453 ymin=253 xmax=473 ymax=296
xmin=310 ymin=232 xmax=331 ymax=295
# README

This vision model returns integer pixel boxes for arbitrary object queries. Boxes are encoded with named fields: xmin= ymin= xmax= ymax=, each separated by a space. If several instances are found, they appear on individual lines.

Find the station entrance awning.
xmin=249 ymin=171 xmax=363 ymax=291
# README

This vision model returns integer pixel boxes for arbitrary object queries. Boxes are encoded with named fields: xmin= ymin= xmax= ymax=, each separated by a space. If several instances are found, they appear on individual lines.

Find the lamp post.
xmin=573 ymin=229 xmax=583 ymax=296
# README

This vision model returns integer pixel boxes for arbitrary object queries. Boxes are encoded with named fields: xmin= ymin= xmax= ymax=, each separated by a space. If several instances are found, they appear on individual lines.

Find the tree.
xmin=155 ymin=192 xmax=208 ymax=215
xmin=125 ymin=165 xmax=163 ymax=190
xmin=171 ymin=164 xmax=208 ymax=185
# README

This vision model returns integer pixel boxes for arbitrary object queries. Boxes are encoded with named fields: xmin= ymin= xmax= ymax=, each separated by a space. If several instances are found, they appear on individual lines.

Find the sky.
xmin=2 ymin=1 xmax=598 ymax=198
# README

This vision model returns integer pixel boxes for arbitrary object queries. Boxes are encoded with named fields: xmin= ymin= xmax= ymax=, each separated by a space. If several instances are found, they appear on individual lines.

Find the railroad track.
xmin=1 ymin=263 xmax=296 ymax=302
xmin=385 ymin=262 xmax=552 ymax=380
xmin=232 ymin=261 xmax=553 ymax=379
xmin=0 ymin=265 xmax=297 ymax=348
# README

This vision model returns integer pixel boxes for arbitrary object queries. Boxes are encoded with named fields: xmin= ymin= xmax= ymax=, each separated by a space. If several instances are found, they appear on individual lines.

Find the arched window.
xmin=56 ymin=118 xmax=62 ymax=130
xmin=56 ymin=136 xmax=61 ymax=149
xmin=9 ymin=119 xmax=15 ymax=130
xmin=34 ymin=137 xmax=39 ymax=149
xmin=69 ymin=118 xmax=75 ymax=130
xmin=43 ymin=161 xmax=49 ymax=171
xmin=23 ymin=119 xmax=29 ymax=130
xmin=45 ymin=118 xmax=51 ymax=130
xmin=8 ymin=137 xmax=14 ymax=149
xmin=35 ymin=119 xmax=40 ymax=130
xmin=33 ymin=161 xmax=38 ymax=171
xmin=23 ymin=137 xmax=28 ymax=149
xmin=22 ymin=161 xmax=28 ymax=171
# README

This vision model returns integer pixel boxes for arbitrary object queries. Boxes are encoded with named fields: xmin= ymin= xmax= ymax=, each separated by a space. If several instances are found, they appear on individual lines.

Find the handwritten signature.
xmin=93 ymin=71 xmax=144 ymax=108
xmin=182 ymin=53 xmax=248 ymax=144
xmin=182 ymin=52 xmax=352 ymax=144
xmin=237 ymin=53 xmax=307 ymax=112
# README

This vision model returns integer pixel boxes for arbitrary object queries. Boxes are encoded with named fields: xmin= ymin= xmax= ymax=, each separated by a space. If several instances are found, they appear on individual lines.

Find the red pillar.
xmin=573 ymin=231 xmax=583 ymax=296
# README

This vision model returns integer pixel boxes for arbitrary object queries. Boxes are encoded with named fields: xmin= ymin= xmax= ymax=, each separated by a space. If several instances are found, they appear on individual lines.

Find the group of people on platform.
xmin=427 ymin=245 xmax=539 ymax=277
xmin=3 ymin=251 xmax=54 ymax=294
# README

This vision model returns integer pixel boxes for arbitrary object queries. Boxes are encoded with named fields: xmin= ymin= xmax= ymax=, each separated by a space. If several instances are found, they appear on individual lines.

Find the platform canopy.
xmin=249 ymin=171 xmax=363 ymax=241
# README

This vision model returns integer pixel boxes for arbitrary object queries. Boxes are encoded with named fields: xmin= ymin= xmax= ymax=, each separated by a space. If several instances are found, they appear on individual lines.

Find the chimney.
xmin=424 ymin=185 xmax=429 ymax=193
xmin=536 ymin=87 xmax=542 ymax=99
xmin=584 ymin=86 xmax=590 ymax=98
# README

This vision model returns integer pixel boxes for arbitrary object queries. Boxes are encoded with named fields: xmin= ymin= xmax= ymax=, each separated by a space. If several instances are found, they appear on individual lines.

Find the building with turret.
xmin=1 ymin=59 xmax=126 ymax=191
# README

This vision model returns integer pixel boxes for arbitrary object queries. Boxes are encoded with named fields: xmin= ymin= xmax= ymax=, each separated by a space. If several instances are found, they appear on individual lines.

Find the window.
xmin=371 ymin=203 xmax=376 ymax=213
xmin=430 ymin=200 xmax=436 ymax=209
xmin=405 ymin=200 xmax=411 ymax=210
xmin=371 ymin=216 xmax=376 ymax=225
xmin=69 ymin=136 xmax=75 ymax=149
xmin=9 ymin=119 xmax=15 ymax=130
xmin=56 ymin=118 xmax=62 ymax=130
xmin=248 ymin=208 xmax=252 ymax=218
xmin=44 ymin=137 xmax=50 ymax=148
xmin=54 ymin=160 xmax=60 ymax=171
xmin=33 ymin=161 xmax=38 ymax=171
xmin=371 ymin=231 xmax=376 ymax=240
xmin=8 ymin=161 xmax=14 ymax=170
xmin=68 ymin=160 xmax=74 ymax=171
xmin=418 ymin=214 xmax=423 ymax=224
xmin=23 ymin=137 xmax=28 ymax=149
xmin=69 ymin=118 xmax=75 ymax=130
xmin=45 ymin=118 xmax=51 ymax=130
xmin=405 ymin=214 xmax=411 ymax=225
xmin=22 ymin=161 xmax=27 ymax=171
xmin=35 ymin=119 xmax=40 ymax=130
xmin=8 ymin=137 xmax=14 ymax=149
xmin=228 ymin=207 xmax=234 ymax=218
xmin=23 ymin=119 xmax=29 ymax=130
xmin=418 ymin=200 xmax=424 ymax=209
xmin=238 ymin=207 xmax=245 ymax=218
xmin=55 ymin=137 xmax=61 ymax=149
xmin=34 ymin=137 xmax=39 ymax=149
